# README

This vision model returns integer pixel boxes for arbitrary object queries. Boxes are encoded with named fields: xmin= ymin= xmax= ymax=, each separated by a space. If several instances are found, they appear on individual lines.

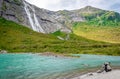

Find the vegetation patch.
xmin=0 ymin=17 xmax=120 ymax=56
xmin=73 ymin=22 xmax=120 ymax=43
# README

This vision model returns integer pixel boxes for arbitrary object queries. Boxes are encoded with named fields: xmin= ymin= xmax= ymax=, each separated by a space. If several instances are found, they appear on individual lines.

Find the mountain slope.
xmin=0 ymin=0 xmax=71 ymax=33
xmin=70 ymin=6 xmax=120 ymax=43
xmin=55 ymin=6 xmax=120 ymax=43
xmin=0 ymin=17 xmax=120 ymax=55
xmin=0 ymin=0 xmax=120 ymax=34
xmin=79 ymin=6 xmax=120 ymax=26
xmin=57 ymin=6 xmax=120 ymax=26
xmin=73 ymin=22 xmax=120 ymax=43
xmin=0 ymin=0 xmax=120 ymax=44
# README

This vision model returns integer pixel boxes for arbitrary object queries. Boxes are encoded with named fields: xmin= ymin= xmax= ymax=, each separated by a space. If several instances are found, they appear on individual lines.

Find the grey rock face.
xmin=56 ymin=10 xmax=85 ymax=23
xmin=0 ymin=0 xmax=72 ymax=33
xmin=54 ymin=10 xmax=86 ymax=29
xmin=0 ymin=0 xmax=27 ymax=26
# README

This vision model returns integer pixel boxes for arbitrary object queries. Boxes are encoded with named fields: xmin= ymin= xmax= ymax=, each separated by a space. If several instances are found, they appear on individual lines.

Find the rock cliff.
xmin=0 ymin=0 xmax=71 ymax=33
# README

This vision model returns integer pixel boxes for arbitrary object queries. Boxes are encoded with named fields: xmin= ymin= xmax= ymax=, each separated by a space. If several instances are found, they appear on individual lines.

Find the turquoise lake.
xmin=0 ymin=54 xmax=120 ymax=79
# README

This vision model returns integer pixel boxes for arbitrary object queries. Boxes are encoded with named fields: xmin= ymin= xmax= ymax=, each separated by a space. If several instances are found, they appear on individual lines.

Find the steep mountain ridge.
xmin=72 ymin=6 xmax=105 ymax=14
xmin=0 ymin=0 xmax=120 ymax=34
xmin=57 ymin=6 xmax=120 ymax=26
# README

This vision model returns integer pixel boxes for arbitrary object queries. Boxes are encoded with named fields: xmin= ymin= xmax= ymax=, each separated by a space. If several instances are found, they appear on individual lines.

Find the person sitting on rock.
xmin=104 ymin=62 xmax=112 ymax=72
xmin=97 ymin=62 xmax=112 ymax=73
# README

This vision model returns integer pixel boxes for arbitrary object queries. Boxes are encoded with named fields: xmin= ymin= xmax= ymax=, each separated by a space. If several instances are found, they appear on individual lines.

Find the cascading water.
xmin=23 ymin=1 xmax=45 ymax=33
xmin=33 ymin=8 xmax=45 ymax=33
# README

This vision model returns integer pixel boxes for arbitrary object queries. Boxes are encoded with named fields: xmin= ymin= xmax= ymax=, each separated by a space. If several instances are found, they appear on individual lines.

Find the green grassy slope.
xmin=0 ymin=17 xmax=120 ymax=55
xmin=86 ymin=11 xmax=120 ymax=26
xmin=72 ymin=7 xmax=120 ymax=43
xmin=73 ymin=22 xmax=120 ymax=43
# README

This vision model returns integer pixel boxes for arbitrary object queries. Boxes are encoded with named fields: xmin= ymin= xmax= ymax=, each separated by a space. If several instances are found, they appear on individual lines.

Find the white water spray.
xmin=23 ymin=1 xmax=45 ymax=33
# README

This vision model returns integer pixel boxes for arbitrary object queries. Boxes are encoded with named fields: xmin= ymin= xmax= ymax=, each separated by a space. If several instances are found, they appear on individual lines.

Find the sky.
xmin=26 ymin=0 xmax=120 ymax=13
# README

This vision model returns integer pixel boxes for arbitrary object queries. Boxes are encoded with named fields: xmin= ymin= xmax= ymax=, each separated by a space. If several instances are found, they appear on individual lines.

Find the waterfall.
xmin=32 ymin=8 xmax=45 ymax=33
xmin=23 ymin=1 xmax=45 ymax=33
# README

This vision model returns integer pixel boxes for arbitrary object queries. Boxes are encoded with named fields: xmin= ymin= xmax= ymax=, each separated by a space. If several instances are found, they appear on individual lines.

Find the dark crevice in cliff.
xmin=40 ymin=18 xmax=53 ymax=23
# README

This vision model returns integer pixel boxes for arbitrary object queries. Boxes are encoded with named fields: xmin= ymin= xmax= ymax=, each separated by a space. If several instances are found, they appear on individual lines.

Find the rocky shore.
xmin=72 ymin=70 xmax=120 ymax=79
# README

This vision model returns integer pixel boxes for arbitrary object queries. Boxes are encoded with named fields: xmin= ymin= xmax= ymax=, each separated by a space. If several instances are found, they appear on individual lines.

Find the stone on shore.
xmin=0 ymin=50 xmax=7 ymax=54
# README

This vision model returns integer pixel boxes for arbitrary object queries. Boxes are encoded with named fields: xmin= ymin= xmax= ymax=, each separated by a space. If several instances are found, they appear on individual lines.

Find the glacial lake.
xmin=0 ymin=53 xmax=120 ymax=79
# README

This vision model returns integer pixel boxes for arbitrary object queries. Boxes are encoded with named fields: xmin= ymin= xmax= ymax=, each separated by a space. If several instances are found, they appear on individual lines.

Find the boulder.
xmin=0 ymin=50 xmax=7 ymax=54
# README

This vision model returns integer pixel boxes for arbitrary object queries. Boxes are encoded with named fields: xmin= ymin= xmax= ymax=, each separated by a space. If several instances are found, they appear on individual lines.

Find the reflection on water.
xmin=0 ymin=54 xmax=120 ymax=79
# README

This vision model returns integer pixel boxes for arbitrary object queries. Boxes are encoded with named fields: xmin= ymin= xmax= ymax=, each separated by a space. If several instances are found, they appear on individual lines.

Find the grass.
xmin=0 ymin=17 xmax=120 ymax=56
xmin=73 ymin=22 xmax=120 ymax=43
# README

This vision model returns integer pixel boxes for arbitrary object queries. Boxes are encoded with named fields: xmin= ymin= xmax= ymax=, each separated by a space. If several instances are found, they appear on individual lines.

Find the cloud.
xmin=109 ymin=3 xmax=120 ymax=12
xmin=25 ymin=0 xmax=120 ymax=12
xmin=26 ymin=0 xmax=60 ymax=9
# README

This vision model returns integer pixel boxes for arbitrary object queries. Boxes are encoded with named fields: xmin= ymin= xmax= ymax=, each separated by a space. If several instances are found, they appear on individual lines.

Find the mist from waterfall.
xmin=23 ymin=1 xmax=45 ymax=33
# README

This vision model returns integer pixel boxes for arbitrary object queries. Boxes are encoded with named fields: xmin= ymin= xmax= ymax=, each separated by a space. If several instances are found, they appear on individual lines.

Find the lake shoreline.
xmin=69 ymin=66 xmax=120 ymax=79
xmin=1 ymin=52 xmax=120 ymax=58
xmin=0 ymin=52 xmax=81 ymax=58
xmin=72 ymin=69 xmax=120 ymax=79
xmin=57 ymin=66 xmax=120 ymax=79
